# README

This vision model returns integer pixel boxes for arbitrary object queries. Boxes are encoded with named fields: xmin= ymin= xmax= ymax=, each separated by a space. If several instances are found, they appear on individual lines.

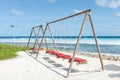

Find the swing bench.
xmin=46 ymin=50 xmax=87 ymax=64
xmin=30 ymin=9 xmax=104 ymax=78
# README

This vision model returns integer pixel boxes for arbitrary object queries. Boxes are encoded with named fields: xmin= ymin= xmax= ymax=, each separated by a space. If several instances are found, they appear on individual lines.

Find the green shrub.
xmin=0 ymin=44 xmax=27 ymax=60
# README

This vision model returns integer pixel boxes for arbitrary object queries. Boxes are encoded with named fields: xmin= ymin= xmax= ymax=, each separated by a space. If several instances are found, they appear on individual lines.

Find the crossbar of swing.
xmin=48 ymin=9 xmax=91 ymax=24
xmin=34 ymin=25 xmax=42 ymax=28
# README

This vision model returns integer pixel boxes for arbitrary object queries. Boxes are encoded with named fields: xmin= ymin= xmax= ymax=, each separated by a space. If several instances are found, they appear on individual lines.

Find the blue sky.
xmin=0 ymin=0 xmax=120 ymax=36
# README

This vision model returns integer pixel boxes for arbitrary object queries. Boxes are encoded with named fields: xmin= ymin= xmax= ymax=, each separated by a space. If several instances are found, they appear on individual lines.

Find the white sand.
xmin=0 ymin=51 xmax=120 ymax=80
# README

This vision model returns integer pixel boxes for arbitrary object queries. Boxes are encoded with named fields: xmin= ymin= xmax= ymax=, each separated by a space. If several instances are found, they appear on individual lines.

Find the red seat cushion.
xmin=46 ymin=50 xmax=54 ymax=53
xmin=46 ymin=50 xmax=58 ymax=55
xmin=73 ymin=57 xmax=87 ymax=63
xmin=56 ymin=53 xmax=72 ymax=59
xmin=56 ymin=53 xmax=65 ymax=58
xmin=62 ymin=54 xmax=72 ymax=59
xmin=46 ymin=50 xmax=87 ymax=63
xmin=69 ymin=57 xmax=87 ymax=63
xmin=74 ymin=58 xmax=87 ymax=62
xmin=51 ymin=51 xmax=59 ymax=55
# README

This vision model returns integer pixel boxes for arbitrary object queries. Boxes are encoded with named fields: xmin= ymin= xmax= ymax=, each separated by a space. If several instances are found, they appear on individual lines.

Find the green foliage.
xmin=0 ymin=44 xmax=27 ymax=60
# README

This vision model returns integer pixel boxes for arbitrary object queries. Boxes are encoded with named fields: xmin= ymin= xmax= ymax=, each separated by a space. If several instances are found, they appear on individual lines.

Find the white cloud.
xmin=118 ymin=28 xmax=120 ymax=31
xmin=48 ymin=0 xmax=56 ymax=3
xmin=73 ymin=9 xmax=82 ymax=13
xmin=11 ymin=9 xmax=24 ymax=16
xmin=95 ymin=0 xmax=120 ymax=9
xmin=116 ymin=12 xmax=120 ymax=17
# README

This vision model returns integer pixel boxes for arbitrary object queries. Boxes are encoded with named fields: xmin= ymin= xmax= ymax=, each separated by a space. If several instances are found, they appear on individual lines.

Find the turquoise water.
xmin=0 ymin=36 xmax=120 ymax=55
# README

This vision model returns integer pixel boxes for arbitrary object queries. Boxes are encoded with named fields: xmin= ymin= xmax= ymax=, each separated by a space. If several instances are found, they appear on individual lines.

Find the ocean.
xmin=0 ymin=36 xmax=120 ymax=55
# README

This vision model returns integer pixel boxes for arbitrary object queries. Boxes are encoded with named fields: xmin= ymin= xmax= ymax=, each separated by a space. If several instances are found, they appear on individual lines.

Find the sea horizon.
xmin=0 ymin=35 xmax=120 ymax=38
xmin=0 ymin=35 xmax=120 ymax=55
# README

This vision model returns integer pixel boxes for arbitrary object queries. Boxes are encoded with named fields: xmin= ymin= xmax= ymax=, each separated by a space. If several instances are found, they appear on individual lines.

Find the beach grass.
xmin=0 ymin=44 xmax=28 ymax=60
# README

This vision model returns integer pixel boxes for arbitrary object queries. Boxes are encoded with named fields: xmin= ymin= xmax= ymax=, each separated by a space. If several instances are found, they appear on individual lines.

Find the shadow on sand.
xmin=105 ymin=64 xmax=120 ymax=78
xmin=25 ymin=51 xmax=102 ymax=78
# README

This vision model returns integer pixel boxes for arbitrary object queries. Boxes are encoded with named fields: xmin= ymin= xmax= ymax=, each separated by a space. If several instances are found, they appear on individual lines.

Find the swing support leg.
xmin=26 ymin=27 xmax=34 ymax=48
xmin=88 ymin=13 xmax=104 ymax=71
xmin=66 ymin=13 xmax=88 ymax=78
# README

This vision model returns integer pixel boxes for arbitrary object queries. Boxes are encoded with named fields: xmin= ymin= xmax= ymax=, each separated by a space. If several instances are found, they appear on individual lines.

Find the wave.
xmin=0 ymin=37 xmax=120 ymax=55
xmin=0 ymin=37 xmax=120 ymax=45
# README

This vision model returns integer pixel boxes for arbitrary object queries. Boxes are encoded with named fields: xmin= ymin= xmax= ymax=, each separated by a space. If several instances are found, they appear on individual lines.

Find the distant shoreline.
xmin=79 ymin=52 xmax=120 ymax=61
xmin=60 ymin=50 xmax=120 ymax=61
xmin=0 ymin=36 xmax=120 ymax=56
xmin=0 ymin=36 xmax=120 ymax=38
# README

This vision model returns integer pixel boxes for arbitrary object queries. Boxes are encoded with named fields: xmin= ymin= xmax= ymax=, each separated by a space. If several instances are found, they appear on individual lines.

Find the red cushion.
xmin=73 ymin=57 xmax=87 ymax=63
xmin=46 ymin=50 xmax=87 ymax=63
xmin=46 ymin=50 xmax=58 ymax=55
xmin=46 ymin=50 xmax=54 ymax=53
xmin=56 ymin=53 xmax=65 ymax=58
xmin=51 ymin=51 xmax=58 ymax=55
xmin=69 ymin=57 xmax=87 ymax=63
xmin=62 ymin=54 xmax=72 ymax=59
xmin=56 ymin=53 xmax=72 ymax=59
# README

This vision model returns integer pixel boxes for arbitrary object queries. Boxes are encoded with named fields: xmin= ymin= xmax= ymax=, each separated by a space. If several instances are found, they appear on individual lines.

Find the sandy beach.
xmin=0 ymin=51 xmax=120 ymax=80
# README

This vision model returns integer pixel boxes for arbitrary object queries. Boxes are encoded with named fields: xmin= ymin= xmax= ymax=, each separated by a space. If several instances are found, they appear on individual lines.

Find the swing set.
xmin=27 ymin=9 xmax=104 ymax=78
xmin=26 ymin=25 xmax=48 ymax=54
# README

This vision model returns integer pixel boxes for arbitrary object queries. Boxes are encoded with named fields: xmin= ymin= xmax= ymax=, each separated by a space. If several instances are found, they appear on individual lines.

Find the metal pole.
xmin=33 ymin=28 xmax=37 ymax=48
xmin=66 ymin=13 xmax=88 ymax=78
xmin=41 ymin=25 xmax=49 ymax=49
xmin=35 ymin=25 xmax=43 ymax=56
xmin=47 ymin=25 xmax=58 ymax=51
xmin=26 ymin=27 xmax=34 ymax=48
xmin=34 ymin=26 xmax=41 ymax=28
xmin=36 ymin=24 xmax=48 ymax=58
xmin=35 ymin=26 xmax=41 ymax=47
xmin=88 ymin=12 xmax=104 ymax=70
xmin=32 ymin=26 xmax=41 ymax=54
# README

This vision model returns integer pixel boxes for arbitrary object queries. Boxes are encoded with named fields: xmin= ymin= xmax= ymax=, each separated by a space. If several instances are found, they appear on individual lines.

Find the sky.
xmin=0 ymin=0 xmax=120 ymax=36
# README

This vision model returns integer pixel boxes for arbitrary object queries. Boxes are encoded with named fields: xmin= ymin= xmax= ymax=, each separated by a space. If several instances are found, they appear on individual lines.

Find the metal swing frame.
xmin=26 ymin=25 xmax=48 ymax=54
xmin=36 ymin=9 xmax=104 ymax=78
